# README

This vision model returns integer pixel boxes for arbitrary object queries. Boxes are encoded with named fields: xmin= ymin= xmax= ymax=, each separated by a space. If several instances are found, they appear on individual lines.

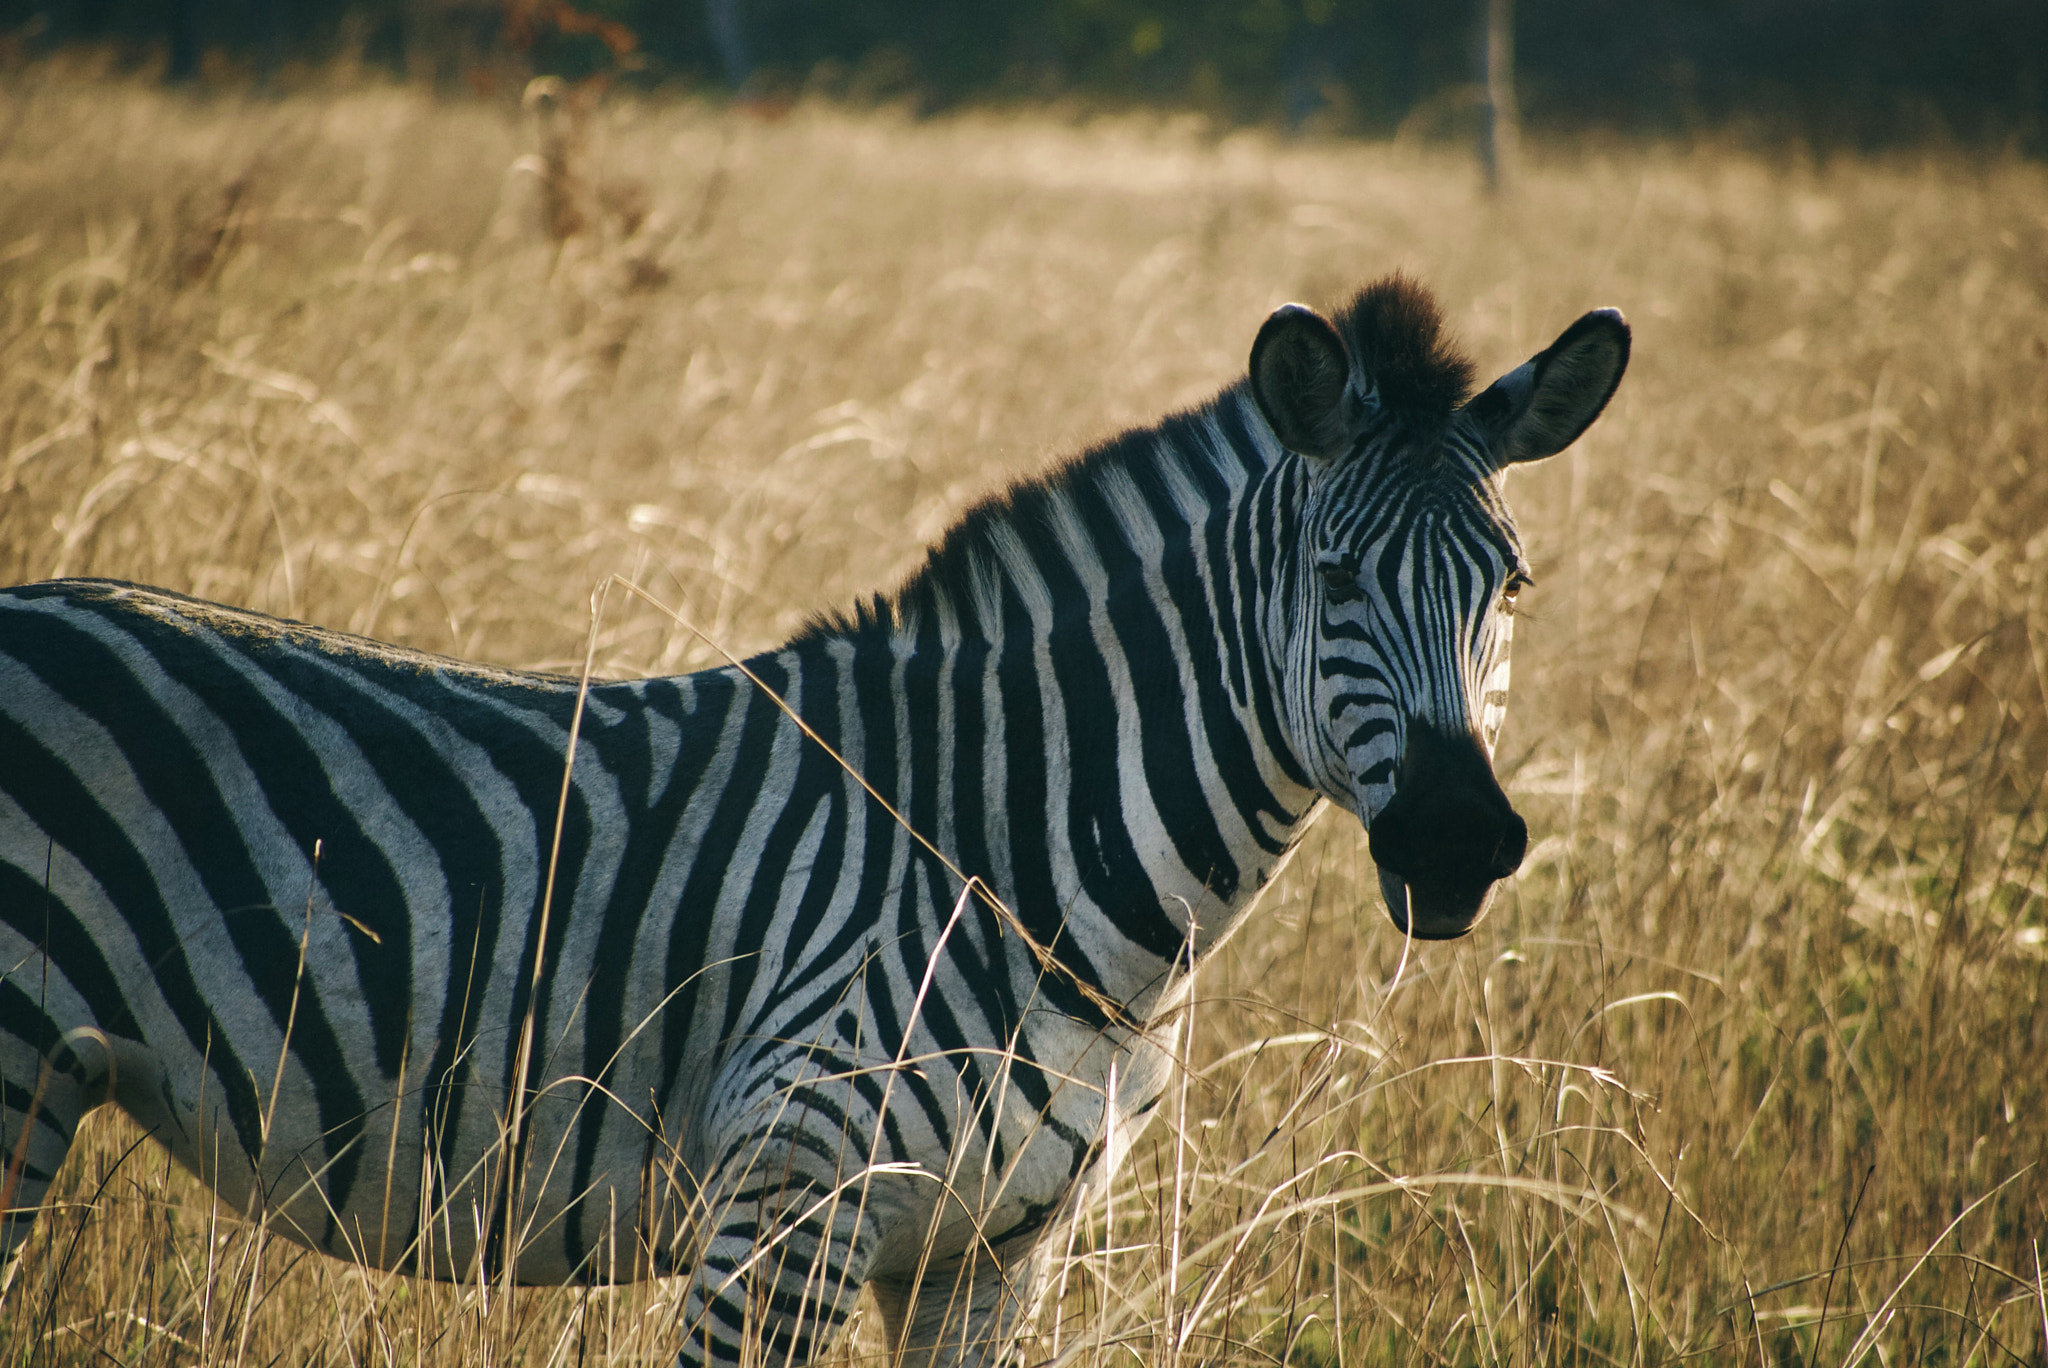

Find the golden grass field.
xmin=2 ymin=58 xmax=2046 ymax=1367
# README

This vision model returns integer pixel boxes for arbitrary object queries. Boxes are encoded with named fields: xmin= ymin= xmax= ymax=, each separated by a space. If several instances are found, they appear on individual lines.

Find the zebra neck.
xmin=764 ymin=388 xmax=1323 ymax=1012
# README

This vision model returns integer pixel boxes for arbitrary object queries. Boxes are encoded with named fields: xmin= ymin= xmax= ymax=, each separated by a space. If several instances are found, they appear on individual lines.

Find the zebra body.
xmin=0 ymin=278 xmax=1628 ymax=1366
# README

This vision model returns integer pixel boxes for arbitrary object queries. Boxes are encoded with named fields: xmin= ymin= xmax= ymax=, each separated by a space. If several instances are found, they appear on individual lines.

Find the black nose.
xmin=1367 ymin=718 xmax=1526 ymax=938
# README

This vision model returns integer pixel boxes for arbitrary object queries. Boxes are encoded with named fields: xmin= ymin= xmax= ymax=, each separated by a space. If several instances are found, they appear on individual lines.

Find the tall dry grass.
xmin=1 ymin=59 xmax=2045 ymax=1367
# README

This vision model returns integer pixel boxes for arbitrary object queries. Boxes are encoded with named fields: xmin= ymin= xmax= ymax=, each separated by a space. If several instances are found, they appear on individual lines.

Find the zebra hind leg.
xmin=672 ymin=1171 xmax=886 ymax=1368
xmin=874 ymin=1229 xmax=1055 ymax=1368
xmin=0 ymin=1024 xmax=100 ymax=1305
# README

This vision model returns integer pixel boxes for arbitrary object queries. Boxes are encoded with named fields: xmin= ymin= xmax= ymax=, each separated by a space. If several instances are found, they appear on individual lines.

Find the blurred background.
xmin=2 ymin=0 xmax=2043 ymax=152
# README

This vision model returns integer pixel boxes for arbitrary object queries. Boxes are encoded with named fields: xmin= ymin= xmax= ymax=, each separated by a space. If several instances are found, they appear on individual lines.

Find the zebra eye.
xmin=1318 ymin=561 xmax=1361 ymax=600
xmin=1501 ymin=573 xmax=1531 ymax=614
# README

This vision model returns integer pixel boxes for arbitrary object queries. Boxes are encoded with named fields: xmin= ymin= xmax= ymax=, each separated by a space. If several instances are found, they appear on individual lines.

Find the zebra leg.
xmin=672 ymin=1167 xmax=887 ymax=1368
xmin=0 ymin=1026 xmax=102 ymax=1301
xmin=873 ymin=1227 xmax=1054 ymax=1368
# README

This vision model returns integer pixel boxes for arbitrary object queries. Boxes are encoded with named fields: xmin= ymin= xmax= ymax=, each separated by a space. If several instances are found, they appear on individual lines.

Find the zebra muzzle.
xmin=1364 ymin=720 xmax=1528 ymax=939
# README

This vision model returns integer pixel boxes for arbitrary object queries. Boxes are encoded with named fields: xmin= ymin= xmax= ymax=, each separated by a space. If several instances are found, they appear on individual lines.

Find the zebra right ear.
xmin=1469 ymin=308 xmax=1631 ymax=467
xmin=1249 ymin=303 xmax=1361 ymax=461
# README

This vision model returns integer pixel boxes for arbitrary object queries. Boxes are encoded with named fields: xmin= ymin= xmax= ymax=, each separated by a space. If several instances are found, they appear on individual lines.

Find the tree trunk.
xmin=1479 ymin=0 xmax=1519 ymax=194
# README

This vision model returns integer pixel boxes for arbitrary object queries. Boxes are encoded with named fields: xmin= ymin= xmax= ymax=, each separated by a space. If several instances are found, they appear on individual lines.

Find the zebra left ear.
xmin=1468 ymin=308 xmax=1631 ymax=467
xmin=1249 ymin=303 xmax=1364 ymax=461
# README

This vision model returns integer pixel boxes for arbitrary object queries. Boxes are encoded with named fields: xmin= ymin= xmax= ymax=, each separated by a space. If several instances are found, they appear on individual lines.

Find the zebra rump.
xmin=0 ymin=275 xmax=1628 ymax=1367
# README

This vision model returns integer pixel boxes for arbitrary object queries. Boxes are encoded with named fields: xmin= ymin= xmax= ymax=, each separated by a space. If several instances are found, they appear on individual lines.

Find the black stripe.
xmin=1203 ymin=403 xmax=1259 ymax=714
xmin=0 ymin=710 xmax=269 ymax=1163
xmin=9 ymin=609 xmax=377 ymax=1211
xmin=0 ymin=863 xmax=128 ymax=1055
xmin=1237 ymin=465 xmax=1314 ymax=789
xmin=373 ymin=667 xmax=593 ymax=1274
xmin=891 ymin=610 xmax=1007 ymax=1133
xmin=657 ymin=667 xmax=785 ymax=1102
xmin=184 ymin=621 xmax=421 ymax=1089
xmin=992 ymin=578 xmax=1109 ymax=1026
xmin=756 ymin=646 xmax=852 ymax=1007
xmin=723 ymin=659 xmax=845 ymax=1055
xmin=1028 ymin=499 xmax=1181 ymax=963
xmin=564 ymin=674 xmax=728 ymax=1270
xmin=860 ymin=959 xmax=952 ymax=1150
xmin=0 ymin=979 xmax=65 ymax=1062
xmin=935 ymin=632 xmax=1049 ymax=1155
xmin=841 ymin=633 xmax=955 ymax=1144
xmin=1080 ymin=463 xmax=1243 ymax=898
xmin=1141 ymin=413 xmax=1294 ymax=852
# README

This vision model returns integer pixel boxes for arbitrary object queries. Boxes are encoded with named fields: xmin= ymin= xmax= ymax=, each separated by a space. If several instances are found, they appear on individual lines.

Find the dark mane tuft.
xmin=794 ymin=274 xmax=1474 ymax=648
xmin=791 ymin=409 xmax=1203 ymax=647
xmin=1330 ymin=275 xmax=1475 ymax=416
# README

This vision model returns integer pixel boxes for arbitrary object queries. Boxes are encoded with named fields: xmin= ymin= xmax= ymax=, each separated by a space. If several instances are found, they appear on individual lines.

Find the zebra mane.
xmin=1330 ymin=273 xmax=1476 ymax=417
xmin=794 ymin=274 xmax=1475 ymax=647
xmin=792 ymin=397 xmax=1225 ymax=646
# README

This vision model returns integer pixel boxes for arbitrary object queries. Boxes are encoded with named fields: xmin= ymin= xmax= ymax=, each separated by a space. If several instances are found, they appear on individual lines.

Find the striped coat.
xmin=0 ymin=276 xmax=1628 ymax=1366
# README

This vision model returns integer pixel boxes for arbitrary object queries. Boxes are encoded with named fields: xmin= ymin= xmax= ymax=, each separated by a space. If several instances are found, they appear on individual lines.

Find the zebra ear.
xmin=1249 ymin=303 xmax=1361 ymax=461
xmin=1469 ymin=308 xmax=1630 ymax=467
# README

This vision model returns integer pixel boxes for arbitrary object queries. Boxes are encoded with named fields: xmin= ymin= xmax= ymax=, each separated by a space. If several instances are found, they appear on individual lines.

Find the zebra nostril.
xmin=1488 ymin=811 xmax=1529 ymax=880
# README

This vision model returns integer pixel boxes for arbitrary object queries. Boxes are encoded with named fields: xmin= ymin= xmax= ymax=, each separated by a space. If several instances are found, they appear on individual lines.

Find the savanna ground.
xmin=2 ymin=54 xmax=2046 ymax=1368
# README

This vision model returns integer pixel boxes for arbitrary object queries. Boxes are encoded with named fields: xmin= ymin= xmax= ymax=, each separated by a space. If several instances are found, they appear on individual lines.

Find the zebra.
xmin=0 ymin=275 xmax=1628 ymax=1366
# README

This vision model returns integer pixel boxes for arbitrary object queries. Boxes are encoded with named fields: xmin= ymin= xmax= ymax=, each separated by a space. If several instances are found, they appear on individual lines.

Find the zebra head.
xmin=1250 ymin=277 xmax=1629 ymax=940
